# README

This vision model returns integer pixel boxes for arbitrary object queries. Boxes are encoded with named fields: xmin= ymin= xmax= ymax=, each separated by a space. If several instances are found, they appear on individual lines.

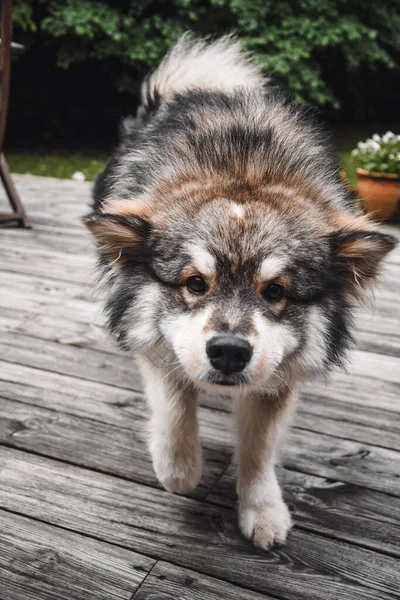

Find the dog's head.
xmin=86 ymin=183 xmax=396 ymax=395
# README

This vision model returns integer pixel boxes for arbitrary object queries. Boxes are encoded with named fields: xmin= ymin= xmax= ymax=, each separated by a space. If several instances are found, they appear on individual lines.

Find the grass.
xmin=7 ymin=151 xmax=107 ymax=182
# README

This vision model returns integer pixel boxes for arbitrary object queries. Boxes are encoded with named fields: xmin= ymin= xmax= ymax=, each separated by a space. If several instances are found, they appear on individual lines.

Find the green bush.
xmin=14 ymin=0 xmax=400 ymax=110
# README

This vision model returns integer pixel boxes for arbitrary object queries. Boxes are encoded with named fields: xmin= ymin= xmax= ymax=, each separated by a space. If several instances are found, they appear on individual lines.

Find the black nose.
xmin=206 ymin=335 xmax=253 ymax=376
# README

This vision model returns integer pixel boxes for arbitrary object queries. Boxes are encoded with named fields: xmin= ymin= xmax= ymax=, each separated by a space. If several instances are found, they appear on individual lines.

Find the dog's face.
xmin=87 ymin=191 xmax=395 ymax=394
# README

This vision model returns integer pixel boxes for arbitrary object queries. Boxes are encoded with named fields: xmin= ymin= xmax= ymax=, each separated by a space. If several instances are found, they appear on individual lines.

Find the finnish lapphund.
xmin=85 ymin=35 xmax=396 ymax=549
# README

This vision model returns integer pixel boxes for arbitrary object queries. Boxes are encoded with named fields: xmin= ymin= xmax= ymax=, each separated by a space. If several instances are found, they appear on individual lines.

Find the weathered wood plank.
xmin=295 ymin=393 xmax=400 ymax=451
xmin=0 ymin=397 xmax=232 ymax=500
xmin=2 ymin=361 xmax=400 ymax=555
xmin=0 ymin=308 xmax=114 ymax=355
xmin=282 ymin=427 xmax=400 ymax=497
xmin=0 ymin=362 xmax=232 ymax=452
xmin=204 ymin=349 xmax=400 ymax=414
xmin=300 ymin=349 xmax=400 ymax=413
xmin=0 ymin=242 xmax=94 ymax=284
xmin=1 ymin=245 xmax=399 ymax=363
xmin=0 ymin=360 xmax=146 ymax=424
xmin=0 ymin=509 xmax=154 ymax=600
xmin=132 ymin=561 xmax=274 ymax=600
xmin=8 ymin=239 xmax=400 ymax=315
xmin=0 ymin=224 xmax=91 ymax=251
xmin=0 ymin=331 xmax=143 ymax=391
xmin=207 ymin=463 xmax=400 ymax=557
xmin=0 ymin=271 xmax=97 ymax=324
xmin=1 ymin=262 xmax=399 ymax=322
xmin=1 ymin=449 xmax=399 ymax=600
xmin=2 ymin=356 xmax=400 ymax=495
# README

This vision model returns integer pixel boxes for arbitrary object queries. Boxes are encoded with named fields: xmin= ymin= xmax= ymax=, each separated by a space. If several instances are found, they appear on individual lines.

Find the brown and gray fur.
xmin=85 ymin=35 xmax=396 ymax=549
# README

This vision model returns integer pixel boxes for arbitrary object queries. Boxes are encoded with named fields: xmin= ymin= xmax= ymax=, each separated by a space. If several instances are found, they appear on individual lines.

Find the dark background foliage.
xmin=8 ymin=0 xmax=400 ymax=151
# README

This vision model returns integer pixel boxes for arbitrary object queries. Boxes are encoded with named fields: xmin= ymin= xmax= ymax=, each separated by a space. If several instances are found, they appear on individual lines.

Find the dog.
xmin=85 ymin=35 xmax=396 ymax=549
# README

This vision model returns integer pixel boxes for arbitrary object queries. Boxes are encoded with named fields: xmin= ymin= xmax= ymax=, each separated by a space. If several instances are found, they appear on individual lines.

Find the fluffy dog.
xmin=85 ymin=35 xmax=396 ymax=549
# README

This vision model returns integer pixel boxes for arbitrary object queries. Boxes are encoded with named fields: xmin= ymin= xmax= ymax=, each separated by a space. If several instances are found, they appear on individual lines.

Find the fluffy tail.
xmin=138 ymin=34 xmax=265 ymax=122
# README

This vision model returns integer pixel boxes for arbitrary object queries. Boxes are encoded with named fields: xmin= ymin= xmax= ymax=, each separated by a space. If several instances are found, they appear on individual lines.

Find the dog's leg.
xmin=235 ymin=389 xmax=295 ymax=549
xmin=138 ymin=356 xmax=203 ymax=494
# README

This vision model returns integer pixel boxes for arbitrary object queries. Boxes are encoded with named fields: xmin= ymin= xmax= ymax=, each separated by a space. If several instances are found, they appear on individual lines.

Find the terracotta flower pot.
xmin=356 ymin=167 xmax=400 ymax=221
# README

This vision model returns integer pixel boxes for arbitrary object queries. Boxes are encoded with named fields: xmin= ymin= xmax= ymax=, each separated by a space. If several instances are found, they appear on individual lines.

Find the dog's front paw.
xmin=152 ymin=441 xmax=203 ymax=495
xmin=239 ymin=499 xmax=292 ymax=549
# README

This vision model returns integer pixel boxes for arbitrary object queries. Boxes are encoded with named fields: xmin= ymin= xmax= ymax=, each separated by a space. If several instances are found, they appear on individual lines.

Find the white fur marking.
xmin=187 ymin=244 xmax=216 ymax=276
xmin=260 ymin=256 xmax=286 ymax=281
xmin=161 ymin=306 xmax=214 ymax=382
xmin=126 ymin=282 xmax=161 ymax=347
xmin=231 ymin=203 xmax=244 ymax=218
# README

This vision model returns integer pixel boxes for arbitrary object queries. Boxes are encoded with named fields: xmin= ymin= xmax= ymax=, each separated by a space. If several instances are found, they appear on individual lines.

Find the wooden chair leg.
xmin=0 ymin=153 xmax=30 ymax=227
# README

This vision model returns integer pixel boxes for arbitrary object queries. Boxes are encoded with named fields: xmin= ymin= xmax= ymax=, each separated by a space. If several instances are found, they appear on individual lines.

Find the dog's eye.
xmin=262 ymin=282 xmax=284 ymax=302
xmin=186 ymin=275 xmax=207 ymax=295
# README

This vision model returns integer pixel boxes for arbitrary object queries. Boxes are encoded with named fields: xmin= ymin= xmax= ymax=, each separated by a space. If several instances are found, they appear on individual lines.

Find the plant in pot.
xmin=351 ymin=132 xmax=400 ymax=221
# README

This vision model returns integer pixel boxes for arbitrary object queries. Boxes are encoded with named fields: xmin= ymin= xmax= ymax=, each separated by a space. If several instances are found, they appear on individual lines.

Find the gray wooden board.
xmin=1 ymin=359 xmax=400 ymax=498
xmin=282 ymin=427 xmax=400 ymax=497
xmin=0 ymin=308 xmax=115 ymax=355
xmin=132 ymin=561 xmax=276 ymax=600
xmin=0 ymin=397 xmax=232 ymax=500
xmin=295 ymin=392 xmax=400 ymax=451
xmin=0 ymin=244 xmax=94 ymax=285
xmin=2 ymin=362 xmax=400 ymax=557
xmin=207 ymin=463 xmax=400 ymax=557
xmin=1 ymin=448 xmax=400 ymax=600
xmin=0 ymin=326 xmax=399 ymax=450
xmin=0 ymin=330 xmax=144 ymax=392
xmin=0 ymin=509 xmax=153 ymax=600
xmin=203 ymin=349 xmax=400 ymax=414
xmin=0 ymin=271 xmax=98 ymax=325
xmin=2 ymin=357 xmax=400 ymax=452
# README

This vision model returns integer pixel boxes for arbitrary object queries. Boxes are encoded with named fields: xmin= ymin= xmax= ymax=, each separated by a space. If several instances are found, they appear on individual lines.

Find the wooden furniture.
xmin=0 ymin=0 xmax=29 ymax=227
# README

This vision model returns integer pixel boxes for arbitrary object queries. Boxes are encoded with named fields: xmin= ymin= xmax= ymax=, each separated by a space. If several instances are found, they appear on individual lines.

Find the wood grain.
xmin=0 ymin=448 xmax=399 ymax=600
xmin=2 ymin=358 xmax=400 ymax=497
xmin=0 ymin=396 xmax=232 ymax=501
xmin=132 ymin=561 xmax=275 ymax=599
xmin=207 ymin=463 xmax=400 ymax=557
xmin=0 ymin=509 xmax=153 ymax=600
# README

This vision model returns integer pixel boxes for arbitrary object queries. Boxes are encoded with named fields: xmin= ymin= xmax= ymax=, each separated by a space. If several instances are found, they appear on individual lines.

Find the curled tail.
xmin=135 ymin=34 xmax=265 ymax=127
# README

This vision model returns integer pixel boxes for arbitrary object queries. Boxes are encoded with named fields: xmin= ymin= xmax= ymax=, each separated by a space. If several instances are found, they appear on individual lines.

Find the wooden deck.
xmin=0 ymin=174 xmax=400 ymax=600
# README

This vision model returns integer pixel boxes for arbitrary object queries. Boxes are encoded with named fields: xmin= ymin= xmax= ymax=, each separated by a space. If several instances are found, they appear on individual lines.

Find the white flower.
xmin=382 ymin=131 xmax=396 ymax=143
xmin=371 ymin=140 xmax=380 ymax=152
xmin=389 ymin=153 xmax=395 ymax=160
xmin=351 ymin=148 xmax=358 ymax=156
xmin=358 ymin=139 xmax=380 ymax=154
xmin=72 ymin=171 xmax=86 ymax=181
xmin=372 ymin=133 xmax=381 ymax=142
xmin=397 ymin=152 xmax=400 ymax=161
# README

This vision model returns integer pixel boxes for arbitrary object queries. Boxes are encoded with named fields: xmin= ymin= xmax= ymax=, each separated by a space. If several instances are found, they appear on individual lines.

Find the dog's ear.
xmin=84 ymin=213 xmax=151 ymax=268
xmin=327 ymin=227 xmax=397 ymax=298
